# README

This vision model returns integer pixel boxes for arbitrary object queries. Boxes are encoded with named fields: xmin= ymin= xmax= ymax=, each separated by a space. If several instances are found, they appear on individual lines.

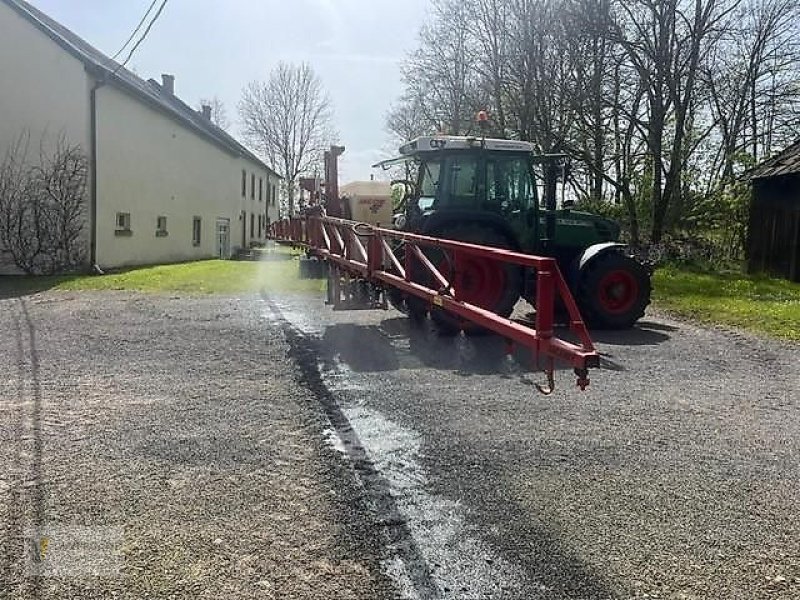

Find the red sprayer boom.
xmin=269 ymin=215 xmax=600 ymax=394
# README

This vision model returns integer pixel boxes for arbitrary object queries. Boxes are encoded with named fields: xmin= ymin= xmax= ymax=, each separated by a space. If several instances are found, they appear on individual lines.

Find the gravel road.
xmin=0 ymin=291 xmax=395 ymax=599
xmin=268 ymin=290 xmax=800 ymax=600
xmin=2 ymin=283 xmax=797 ymax=599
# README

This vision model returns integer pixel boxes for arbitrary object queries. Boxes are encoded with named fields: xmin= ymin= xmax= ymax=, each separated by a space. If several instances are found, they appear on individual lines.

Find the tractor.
xmin=374 ymin=133 xmax=651 ymax=332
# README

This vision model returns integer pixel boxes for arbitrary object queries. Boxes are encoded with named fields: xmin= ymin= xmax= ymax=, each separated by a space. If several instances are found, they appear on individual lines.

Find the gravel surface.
xmin=2 ymin=281 xmax=797 ymax=600
xmin=0 ymin=291 xmax=395 ymax=599
xmin=270 ymin=291 xmax=800 ymax=600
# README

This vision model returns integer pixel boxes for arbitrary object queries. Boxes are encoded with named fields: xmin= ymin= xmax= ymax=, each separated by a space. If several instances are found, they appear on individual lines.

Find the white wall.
xmin=0 ymin=1 xmax=91 ymax=273
xmin=0 ymin=1 xmax=279 ymax=272
xmin=95 ymin=84 xmax=274 ymax=268
xmin=0 ymin=3 xmax=91 ymax=154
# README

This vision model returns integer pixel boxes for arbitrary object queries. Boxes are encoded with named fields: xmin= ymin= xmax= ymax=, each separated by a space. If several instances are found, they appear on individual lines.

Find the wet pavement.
xmin=265 ymin=291 xmax=800 ymax=600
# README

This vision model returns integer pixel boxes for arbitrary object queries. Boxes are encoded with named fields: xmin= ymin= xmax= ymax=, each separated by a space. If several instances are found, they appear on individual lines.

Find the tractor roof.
xmin=400 ymin=135 xmax=535 ymax=155
xmin=372 ymin=135 xmax=535 ymax=169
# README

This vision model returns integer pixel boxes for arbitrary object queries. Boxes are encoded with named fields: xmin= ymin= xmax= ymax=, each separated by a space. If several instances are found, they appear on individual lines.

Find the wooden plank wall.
xmin=748 ymin=175 xmax=800 ymax=282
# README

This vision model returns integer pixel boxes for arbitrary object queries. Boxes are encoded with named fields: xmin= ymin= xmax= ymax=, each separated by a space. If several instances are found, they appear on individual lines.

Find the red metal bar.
xmin=274 ymin=215 xmax=599 ymax=390
xmin=409 ymin=244 xmax=452 ymax=294
xmin=381 ymin=238 xmax=405 ymax=278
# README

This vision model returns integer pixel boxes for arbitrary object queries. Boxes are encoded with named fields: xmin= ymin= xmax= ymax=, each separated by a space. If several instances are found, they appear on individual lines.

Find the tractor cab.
xmin=380 ymin=135 xmax=620 ymax=256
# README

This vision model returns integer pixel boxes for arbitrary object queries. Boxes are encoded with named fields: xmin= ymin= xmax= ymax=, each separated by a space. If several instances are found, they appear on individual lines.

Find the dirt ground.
xmin=0 ymin=291 xmax=395 ymax=599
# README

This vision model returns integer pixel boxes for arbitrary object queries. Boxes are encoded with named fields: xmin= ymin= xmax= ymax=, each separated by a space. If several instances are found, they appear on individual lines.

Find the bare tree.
xmin=391 ymin=0 xmax=800 ymax=254
xmin=387 ymin=0 xmax=482 ymax=141
xmin=239 ymin=63 xmax=335 ymax=215
xmin=386 ymin=93 xmax=437 ymax=142
xmin=198 ymin=96 xmax=231 ymax=130
xmin=704 ymin=0 xmax=800 ymax=186
xmin=608 ymin=0 xmax=740 ymax=243
xmin=0 ymin=133 xmax=88 ymax=274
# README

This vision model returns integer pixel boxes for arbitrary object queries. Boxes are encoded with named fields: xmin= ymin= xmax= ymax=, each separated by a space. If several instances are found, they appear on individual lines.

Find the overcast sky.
xmin=30 ymin=0 xmax=429 ymax=182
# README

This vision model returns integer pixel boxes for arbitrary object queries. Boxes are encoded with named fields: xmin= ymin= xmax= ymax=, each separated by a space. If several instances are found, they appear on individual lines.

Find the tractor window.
xmin=487 ymin=156 xmax=535 ymax=214
xmin=444 ymin=156 xmax=478 ymax=207
xmin=418 ymin=160 xmax=440 ymax=211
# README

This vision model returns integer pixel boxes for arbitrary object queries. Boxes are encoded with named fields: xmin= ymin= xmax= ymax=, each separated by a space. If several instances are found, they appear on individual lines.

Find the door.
xmin=792 ymin=210 xmax=800 ymax=282
xmin=216 ymin=218 xmax=230 ymax=259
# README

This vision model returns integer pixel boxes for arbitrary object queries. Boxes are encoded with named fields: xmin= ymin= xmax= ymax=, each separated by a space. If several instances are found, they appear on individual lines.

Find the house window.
xmin=156 ymin=215 xmax=168 ymax=237
xmin=271 ymin=183 xmax=276 ymax=206
xmin=251 ymin=173 xmax=255 ymax=199
xmin=250 ymin=213 xmax=255 ymax=238
xmin=192 ymin=216 xmax=202 ymax=246
xmin=259 ymin=177 xmax=263 ymax=201
xmin=241 ymin=170 xmax=246 ymax=197
xmin=115 ymin=212 xmax=132 ymax=236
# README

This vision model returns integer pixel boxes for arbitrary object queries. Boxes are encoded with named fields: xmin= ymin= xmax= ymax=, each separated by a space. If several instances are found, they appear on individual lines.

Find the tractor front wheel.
xmin=577 ymin=252 xmax=651 ymax=329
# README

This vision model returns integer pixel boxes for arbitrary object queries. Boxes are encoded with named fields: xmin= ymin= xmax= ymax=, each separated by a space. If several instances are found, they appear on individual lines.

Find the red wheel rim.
xmin=440 ymin=255 xmax=506 ymax=310
xmin=597 ymin=269 xmax=639 ymax=314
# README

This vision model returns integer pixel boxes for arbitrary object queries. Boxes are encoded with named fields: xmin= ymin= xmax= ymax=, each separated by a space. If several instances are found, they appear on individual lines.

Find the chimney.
xmin=201 ymin=104 xmax=212 ymax=120
xmin=161 ymin=74 xmax=175 ymax=95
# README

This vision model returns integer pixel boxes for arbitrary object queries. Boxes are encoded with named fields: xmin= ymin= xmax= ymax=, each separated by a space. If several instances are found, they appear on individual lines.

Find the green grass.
xmin=5 ymin=248 xmax=798 ymax=341
xmin=0 ymin=246 xmax=325 ymax=297
xmin=652 ymin=266 xmax=800 ymax=341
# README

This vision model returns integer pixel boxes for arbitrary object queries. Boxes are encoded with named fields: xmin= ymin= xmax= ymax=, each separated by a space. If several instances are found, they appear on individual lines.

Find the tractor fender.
xmin=420 ymin=210 xmax=521 ymax=250
xmin=567 ymin=242 xmax=627 ymax=289
xmin=577 ymin=242 xmax=627 ymax=270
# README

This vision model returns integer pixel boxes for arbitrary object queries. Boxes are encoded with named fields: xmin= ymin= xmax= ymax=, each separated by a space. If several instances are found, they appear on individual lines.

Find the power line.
xmin=111 ymin=0 xmax=169 ymax=76
xmin=111 ymin=0 xmax=159 ymax=61
xmin=118 ymin=0 xmax=168 ymax=67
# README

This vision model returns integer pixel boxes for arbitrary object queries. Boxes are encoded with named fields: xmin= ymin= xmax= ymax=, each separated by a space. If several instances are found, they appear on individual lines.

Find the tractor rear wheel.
xmin=577 ymin=252 xmax=650 ymax=329
xmin=415 ymin=224 xmax=522 ymax=334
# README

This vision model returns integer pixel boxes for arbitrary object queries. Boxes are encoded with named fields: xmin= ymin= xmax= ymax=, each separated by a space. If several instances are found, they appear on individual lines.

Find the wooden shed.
xmin=747 ymin=140 xmax=800 ymax=282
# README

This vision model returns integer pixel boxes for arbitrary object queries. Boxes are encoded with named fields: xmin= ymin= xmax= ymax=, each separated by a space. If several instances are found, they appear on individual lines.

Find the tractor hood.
xmin=546 ymin=210 xmax=621 ymax=247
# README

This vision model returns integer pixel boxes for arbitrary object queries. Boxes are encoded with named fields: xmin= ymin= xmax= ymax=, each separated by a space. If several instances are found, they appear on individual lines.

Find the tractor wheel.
xmin=387 ymin=287 xmax=427 ymax=327
xmin=577 ymin=252 xmax=651 ymax=329
xmin=416 ymin=224 xmax=522 ymax=335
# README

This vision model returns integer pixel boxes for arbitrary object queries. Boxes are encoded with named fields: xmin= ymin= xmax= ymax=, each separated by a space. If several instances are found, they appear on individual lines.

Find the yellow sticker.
xmin=433 ymin=296 xmax=443 ymax=307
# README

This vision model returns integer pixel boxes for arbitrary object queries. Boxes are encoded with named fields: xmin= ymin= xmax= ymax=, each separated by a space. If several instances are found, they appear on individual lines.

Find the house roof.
xmin=748 ymin=139 xmax=800 ymax=180
xmin=1 ymin=0 xmax=281 ymax=179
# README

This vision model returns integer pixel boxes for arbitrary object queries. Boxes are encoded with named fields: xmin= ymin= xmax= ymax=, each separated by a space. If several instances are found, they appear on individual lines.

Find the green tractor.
xmin=376 ymin=134 xmax=651 ymax=331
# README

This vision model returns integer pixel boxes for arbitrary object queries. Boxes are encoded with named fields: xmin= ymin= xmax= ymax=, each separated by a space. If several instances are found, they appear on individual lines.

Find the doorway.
xmin=216 ymin=218 xmax=230 ymax=259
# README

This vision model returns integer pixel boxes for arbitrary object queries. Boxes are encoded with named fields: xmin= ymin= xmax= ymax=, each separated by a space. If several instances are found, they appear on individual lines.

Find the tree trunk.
xmin=649 ymin=110 xmax=665 ymax=244
xmin=621 ymin=181 xmax=640 ymax=245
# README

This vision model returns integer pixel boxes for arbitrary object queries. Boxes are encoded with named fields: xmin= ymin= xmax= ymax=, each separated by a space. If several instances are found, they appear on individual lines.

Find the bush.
xmin=0 ymin=133 xmax=87 ymax=274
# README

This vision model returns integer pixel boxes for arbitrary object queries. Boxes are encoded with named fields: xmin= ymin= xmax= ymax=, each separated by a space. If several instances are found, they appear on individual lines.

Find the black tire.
xmin=576 ymin=252 xmax=651 ymax=329
xmin=416 ymin=223 xmax=523 ymax=334
xmin=386 ymin=287 xmax=405 ymax=312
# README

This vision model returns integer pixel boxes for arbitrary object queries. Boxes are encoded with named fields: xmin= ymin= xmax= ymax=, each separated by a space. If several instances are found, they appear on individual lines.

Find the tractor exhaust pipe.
xmin=543 ymin=161 xmax=558 ymax=250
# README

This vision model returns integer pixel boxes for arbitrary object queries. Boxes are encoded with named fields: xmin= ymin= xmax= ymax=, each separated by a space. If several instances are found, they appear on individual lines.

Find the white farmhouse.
xmin=0 ymin=0 xmax=281 ymax=273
